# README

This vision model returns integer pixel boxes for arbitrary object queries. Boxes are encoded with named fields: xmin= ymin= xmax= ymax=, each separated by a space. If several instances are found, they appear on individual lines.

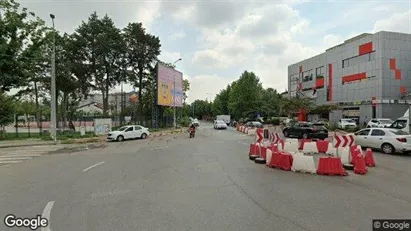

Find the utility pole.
xmin=172 ymin=58 xmax=182 ymax=128
xmin=50 ymin=14 xmax=57 ymax=144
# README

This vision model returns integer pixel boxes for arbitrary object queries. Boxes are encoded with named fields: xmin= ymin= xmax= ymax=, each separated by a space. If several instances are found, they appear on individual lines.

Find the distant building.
xmin=77 ymin=91 xmax=136 ymax=115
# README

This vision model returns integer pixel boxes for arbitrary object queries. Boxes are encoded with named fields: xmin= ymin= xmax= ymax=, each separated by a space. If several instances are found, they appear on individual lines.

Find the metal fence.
xmin=1 ymin=114 xmax=175 ymax=139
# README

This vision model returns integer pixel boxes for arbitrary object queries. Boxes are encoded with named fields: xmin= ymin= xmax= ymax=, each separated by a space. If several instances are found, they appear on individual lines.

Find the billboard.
xmin=157 ymin=63 xmax=183 ymax=107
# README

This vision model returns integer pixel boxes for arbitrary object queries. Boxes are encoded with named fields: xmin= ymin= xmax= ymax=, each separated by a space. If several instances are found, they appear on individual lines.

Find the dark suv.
xmin=282 ymin=122 xmax=328 ymax=140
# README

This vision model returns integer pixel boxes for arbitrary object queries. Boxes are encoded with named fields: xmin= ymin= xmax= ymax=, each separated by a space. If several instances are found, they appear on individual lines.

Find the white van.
xmin=389 ymin=109 xmax=409 ymax=133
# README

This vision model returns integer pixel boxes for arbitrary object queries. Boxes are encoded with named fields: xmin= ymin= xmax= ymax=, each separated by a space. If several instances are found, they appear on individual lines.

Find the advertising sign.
xmin=157 ymin=63 xmax=183 ymax=107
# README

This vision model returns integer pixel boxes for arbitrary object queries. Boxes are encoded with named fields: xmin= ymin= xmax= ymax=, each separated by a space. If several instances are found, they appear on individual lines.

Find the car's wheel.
xmin=283 ymin=130 xmax=289 ymax=137
xmin=141 ymin=133 xmax=147 ymax=139
xmin=381 ymin=143 xmax=395 ymax=154
xmin=366 ymin=125 xmax=371 ymax=128
xmin=117 ymin=135 xmax=124 ymax=142
xmin=302 ymin=133 xmax=308 ymax=139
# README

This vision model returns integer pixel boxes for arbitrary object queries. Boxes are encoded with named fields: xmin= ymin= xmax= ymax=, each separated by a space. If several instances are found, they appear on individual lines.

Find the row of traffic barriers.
xmin=237 ymin=125 xmax=256 ymax=136
xmin=245 ymin=134 xmax=376 ymax=176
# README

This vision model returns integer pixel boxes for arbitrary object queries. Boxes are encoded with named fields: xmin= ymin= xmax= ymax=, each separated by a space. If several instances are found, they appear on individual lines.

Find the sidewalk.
xmin=0 ymin=139 xmax=58 ymax=149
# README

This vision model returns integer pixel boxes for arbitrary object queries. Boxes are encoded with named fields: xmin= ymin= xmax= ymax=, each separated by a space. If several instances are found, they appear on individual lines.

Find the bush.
xmin=327 ymin=122 xmax=339 ymax=131
xmin=179 ymin=117 xmax=191 ymax=127
xmin=271 ymin=118 xmax=280 ymax=125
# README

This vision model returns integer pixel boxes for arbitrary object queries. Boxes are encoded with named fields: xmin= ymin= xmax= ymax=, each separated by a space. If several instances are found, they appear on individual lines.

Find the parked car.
xmin=282 ymin=122 xmax=328 ymax=140
xmin=245 ymin=121 xmax=264 ymax=128
xmin=353 ymin=128 xmax=411 ymax=154
xmin=214 ymin=120 xmax=227 ymax=130
xmin=366 ymin=118 xmax=394 ymax=128
xmin=337 ymin=118 xmax=357 ymax=129
xmin=107 ymin=125 xmax=150 ymax=142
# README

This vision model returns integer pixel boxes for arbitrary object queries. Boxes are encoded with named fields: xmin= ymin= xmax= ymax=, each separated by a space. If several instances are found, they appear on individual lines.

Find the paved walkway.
xmin=0 ymin=139 xmax=57 ymax=149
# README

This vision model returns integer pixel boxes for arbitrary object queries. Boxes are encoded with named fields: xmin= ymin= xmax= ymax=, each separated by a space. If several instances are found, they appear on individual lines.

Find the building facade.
xmin=288 ymin=31 xmax=411 ymax=123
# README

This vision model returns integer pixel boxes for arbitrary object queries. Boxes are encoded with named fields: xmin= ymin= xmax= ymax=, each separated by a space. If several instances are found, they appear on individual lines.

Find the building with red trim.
xmin=287 ymin=31 xmax=411 ymax=123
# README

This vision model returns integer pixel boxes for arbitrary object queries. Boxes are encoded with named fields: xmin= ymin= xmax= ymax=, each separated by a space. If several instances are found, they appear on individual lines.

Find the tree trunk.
xmin=138 ymin=63 xmax=144 ymax=123
xmin=103 ymin=68 xmax=110 ymax=117
xmin=61 ymin=92 xmax=68 ymax=128
xmin=34 ymin=81 xmax=40 ymax=128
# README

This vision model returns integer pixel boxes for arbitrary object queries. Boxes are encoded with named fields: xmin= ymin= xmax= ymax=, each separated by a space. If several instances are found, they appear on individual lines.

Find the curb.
xmin=150 ymin=130 xmax=186 ymax=138
xmin=0 ymin=142 xmax=59 ymax=149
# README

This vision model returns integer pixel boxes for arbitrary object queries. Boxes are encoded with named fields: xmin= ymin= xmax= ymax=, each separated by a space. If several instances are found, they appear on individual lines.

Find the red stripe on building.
xmin=395 ymin=70 xmax=402 ymax=80
xmin=372 ymin=96 xmax=376 ymax=107
xmin=389 ymin=59 xmax=396 ymax=70
xmin=315 ymin=78 xmax=324 ymax=88
xmin=328 ymin=63 xmax=333 ymax=101
xmin=342 ymin=72 xmax=367 ymax=83
xmin=359 ymin=42 xmax=373 ymax=55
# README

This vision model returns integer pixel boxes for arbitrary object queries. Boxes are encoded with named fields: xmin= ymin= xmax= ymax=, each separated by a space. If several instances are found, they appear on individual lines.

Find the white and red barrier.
xmin=334 ymin=135 xmax=355 ymax=148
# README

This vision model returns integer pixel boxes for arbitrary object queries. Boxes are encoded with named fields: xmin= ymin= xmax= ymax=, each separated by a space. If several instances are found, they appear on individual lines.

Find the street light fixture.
xmin=50 ymin=14 xmax=57 ymax=144
xmin=172 ymin=58 xmax=182 ymax=128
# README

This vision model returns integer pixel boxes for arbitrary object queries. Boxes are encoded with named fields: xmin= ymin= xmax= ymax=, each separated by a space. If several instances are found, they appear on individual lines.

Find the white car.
xmin=366 ymin=118 xmax=394 ymax=128
xmin=354 ymin=128 xmax=411 ymax=154
xmin=107 ymin=125 xmax=150 ymax=142
xmin=214 ymin=120 xmax=227 ymax=129
xmin=337 ymin=119 xmax=357 ymax=129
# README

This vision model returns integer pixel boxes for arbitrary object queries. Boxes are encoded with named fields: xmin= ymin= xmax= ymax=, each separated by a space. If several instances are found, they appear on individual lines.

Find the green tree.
xmin=123 ymin=22 xmax=161 ymax=121
xmin=0 ymin=0 xmax=47 ymax=91
xmin=228 ymin=71 xmax=263 ymax=120
xmin=0 ymin=91 xmax=15 ymax=130
xmin=70 ymin=12 xmax=124 ymax=116
xmin=182 ymin=78 xmax=190 ymax=104
xmin=212 ymin=84 xmax=231 ymax=115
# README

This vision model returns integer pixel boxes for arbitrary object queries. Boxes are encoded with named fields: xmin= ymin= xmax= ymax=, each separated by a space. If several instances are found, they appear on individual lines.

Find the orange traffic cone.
xmin=365 ymin=148 xmax=376 ymax=167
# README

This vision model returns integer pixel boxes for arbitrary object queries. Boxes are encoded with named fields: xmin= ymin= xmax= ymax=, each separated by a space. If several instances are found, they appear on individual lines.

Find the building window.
xmin=315 ymin=66 xmax=325 ymax=79
xmin=342 ymin=59 xmax=349 ymax=68
xmin=342 ymin=51 xmax=376 ymax=68
xmin=302 ymin=70 xmax=313 ymax=82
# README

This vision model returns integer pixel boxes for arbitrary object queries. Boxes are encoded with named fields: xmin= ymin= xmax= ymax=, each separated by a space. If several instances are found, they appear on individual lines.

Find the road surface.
xmin=0 ymin=123 xmax=410 ymax=231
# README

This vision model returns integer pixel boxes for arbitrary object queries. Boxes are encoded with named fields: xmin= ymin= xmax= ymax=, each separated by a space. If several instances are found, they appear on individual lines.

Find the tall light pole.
xmin=172 ymin=58 xmax=182 ymax=128
xmin=50 ymin=14 xmax=57 ymax=144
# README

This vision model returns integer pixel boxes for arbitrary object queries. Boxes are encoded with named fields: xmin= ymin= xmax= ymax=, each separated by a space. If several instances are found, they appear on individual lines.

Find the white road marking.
xmin=0 ymin=154 xmax=41 ymax=158
xmin=0 ymin=157 xmax=33 ymax=161
xmin=0 ymin=160 xmax=23 ymax=164
xmin=82 ymin=161 xmax=105 ymax=172
xmin=41 ymin=201 xmax=55 ymax=231
xmin=150 ymin=146 xmax=169 ymax=150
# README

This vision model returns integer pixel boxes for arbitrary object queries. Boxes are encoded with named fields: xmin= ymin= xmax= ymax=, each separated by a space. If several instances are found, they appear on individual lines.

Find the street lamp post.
xmin=172 ymin=58 xmax=182 ymax=128
xmin=50 ymin=14 xmax=57 ymax=144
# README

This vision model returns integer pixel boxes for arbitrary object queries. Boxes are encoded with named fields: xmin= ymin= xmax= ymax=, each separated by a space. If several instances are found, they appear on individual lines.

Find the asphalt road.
xmin=0 ymin=122 xmax=411 ymax=231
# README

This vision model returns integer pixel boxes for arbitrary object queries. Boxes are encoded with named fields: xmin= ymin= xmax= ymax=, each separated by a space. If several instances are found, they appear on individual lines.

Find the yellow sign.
xmin=157 ymin=81 xmax=172 ymax=106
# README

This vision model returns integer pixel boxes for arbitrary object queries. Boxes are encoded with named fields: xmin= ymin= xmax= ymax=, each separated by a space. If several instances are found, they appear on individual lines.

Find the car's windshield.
xmin=118 ymin=126 xmax=128 ymax=131
xmin=311 ymin=123 xmax=326 ymax=129
xmin=390 ymin=129 xmax=410 ymax=135
xmin=342 ymin=119 xmax=355 ymax=123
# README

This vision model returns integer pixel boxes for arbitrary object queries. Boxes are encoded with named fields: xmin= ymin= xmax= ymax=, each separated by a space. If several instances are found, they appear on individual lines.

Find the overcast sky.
xmin=19 ymin=0 xmax=411 ymax=103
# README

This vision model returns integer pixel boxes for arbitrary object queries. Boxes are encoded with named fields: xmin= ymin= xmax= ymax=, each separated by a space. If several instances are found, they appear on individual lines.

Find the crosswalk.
xmin=0 ymin=145 xmax=61 ymax=166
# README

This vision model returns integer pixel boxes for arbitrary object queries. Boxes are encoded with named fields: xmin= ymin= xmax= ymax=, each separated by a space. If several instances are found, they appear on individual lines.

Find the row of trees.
xmin=189 ymin=71 xmax=339 ymax=122
xmin=0 ymin=0 xmax=190 ymax=128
